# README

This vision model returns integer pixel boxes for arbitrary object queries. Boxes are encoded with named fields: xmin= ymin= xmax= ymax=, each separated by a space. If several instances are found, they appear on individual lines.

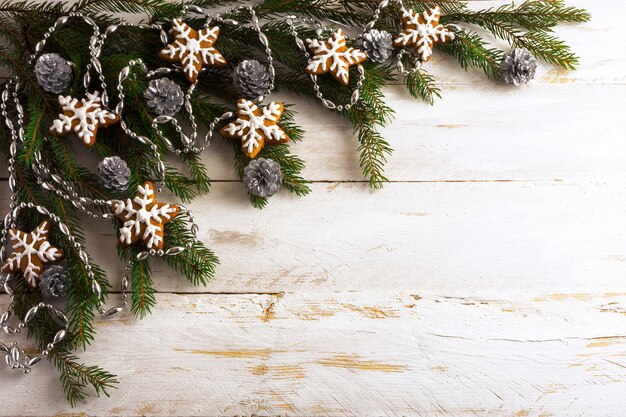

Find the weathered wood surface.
xmin=2 ymin=292 xmax=626 ymax=416
xmin=1 ymin=0 xmax=625 ymax=416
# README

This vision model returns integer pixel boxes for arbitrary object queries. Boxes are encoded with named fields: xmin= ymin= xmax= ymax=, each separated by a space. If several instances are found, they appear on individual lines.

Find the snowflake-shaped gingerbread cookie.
xmin=2 ymin=221 xmax=64 ymax=288
xmin=111 ymin=181 xmax=181 ymax=251
xmin=50 ymin=91 xmax=120 ymax=148
xmin=160 ymin=19 xmax=227 ymax=83
xmin=220 ymin=99 xmax=289 ymax=159
xmin=393 ymin=5 xmax=455 ymax=62
xmin=305 ymin=29 xmax=367 ymax=86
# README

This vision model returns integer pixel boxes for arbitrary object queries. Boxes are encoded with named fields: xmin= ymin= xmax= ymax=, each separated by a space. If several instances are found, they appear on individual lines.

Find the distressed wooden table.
xmin=1 ymin=1 xmax=625 ymax=416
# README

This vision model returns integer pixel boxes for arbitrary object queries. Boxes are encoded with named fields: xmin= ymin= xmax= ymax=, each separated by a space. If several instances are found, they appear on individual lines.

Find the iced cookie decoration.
xmin=2 ymin=221 xmax=64 ymax=288
xmin=111 ymin=181 xmax=181 ymax=251
xmin=393 ymin=5 xmax=455 ymax=62
xmin=220 ymin=99 xmax=289 ymax=159
xmin=50 ymin=91 xmax=120 ymax=148
xmin=159 ymin=19 xmax=227 ymax=83
xmin=305 ymin=29 xmax=367 ymax=86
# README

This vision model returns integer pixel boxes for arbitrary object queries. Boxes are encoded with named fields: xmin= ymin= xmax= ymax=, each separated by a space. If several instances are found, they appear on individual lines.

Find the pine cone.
xmin=243 ymin=158 xmax=283 ymax=197
xmin=500 ymin=49 xmax=537 ymax=86
xmin=233 ymin=60 xmax=271 ymax=100
xmin=360 ymin=29 xmax=393 ymax=63
xmin=97 ymin=156 xmax=131 ymax=192
xmin=144 ymin=78 xmax=184 ymax=116
xmin=39 ymin=265 xmax=67 ymax=298
xmin=35 ymin=53 xmax=72 ymax=94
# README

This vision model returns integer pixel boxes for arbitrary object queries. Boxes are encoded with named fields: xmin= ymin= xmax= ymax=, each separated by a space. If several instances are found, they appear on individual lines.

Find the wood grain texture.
xmin=0 ymin=180 xmax=619 ymax=294
xmin=1 ymin=292 xmax=625 ymax=416
xmin=1 ymin=0 xmax=625 ymax=416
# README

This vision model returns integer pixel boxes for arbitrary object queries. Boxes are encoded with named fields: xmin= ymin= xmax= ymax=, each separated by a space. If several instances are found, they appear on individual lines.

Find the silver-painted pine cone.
xmin=35 ymin=53 xmax=72 ymax=94
xmin=243 ymin=158 xmax=283 ymax=198
xmin=39 ymin=265 xmax=67 ymax=298
xmin=97 ymin=156 xmax=131 ymax=192
xmin=360 ymin=29 xmax=393 ymax=63
xmin=233 ymin=60 xmax=271 ymax=100
xmin=500 ymin=48 xmax=538 ymax=86
xmin=144 ymin=78 xmax=184 ymax=116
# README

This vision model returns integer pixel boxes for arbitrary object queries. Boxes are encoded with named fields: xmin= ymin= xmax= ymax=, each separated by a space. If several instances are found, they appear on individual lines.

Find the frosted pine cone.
xmin=233 ymin=60 xmax=271 ymax=100
xmin=39 ymin=265 xmax=67 ymax=298
xmin=360 ymin=29 xmax=393 ymax=63
xmin=144 ymin=78 xmax=184 ymax=116
xmin=35 ymin=53 xmax=72 ymax=94
xmin=97 ymin=156 xmax=131 ymax=192
xmin=500 ymin=49 xmax=538 ymax=86
xmin=243 ymin=158 xmax=283 ymax=197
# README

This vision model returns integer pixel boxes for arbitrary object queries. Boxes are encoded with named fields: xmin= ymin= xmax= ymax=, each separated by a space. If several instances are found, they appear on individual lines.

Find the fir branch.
xmin=164 ymin=216 xmax=219 ymax=286
xmin=404 ymin=68 xmax=441 ymax=105
xmin=255 ymin=0 xmax=369 ymax=26
xmin=441 ymin=1 xmax=589 ymax=70
xmin=10 ymin=245 xmax=117 ymax=406
xmin=130 ymin=254 xmax=156 ymax=318
xmin=180 ymin=151 xmax=211 ymax=194
xmin=18 ymin=100 xmax=46 ymax=165
xmin=71 ymin=0 xmax=182 ymax=16
xmin=438 ymin=30 xmax=503 ymax=78
xmin=53 ymin=350 xmax=118 ymax=406
xmin=444 ymin=1 xmax=590 ymax=32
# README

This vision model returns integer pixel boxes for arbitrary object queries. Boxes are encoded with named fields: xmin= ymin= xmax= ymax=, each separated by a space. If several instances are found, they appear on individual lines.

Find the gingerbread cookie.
xmin=2 ymin=221 xmax=64 ymax=288
xmin=111 ymin=181 xmax=181 ymax=251
xmin=50 ymin=91 xmax=120 ymax=148
xmin=305 ymin=29 xmax=367 ymax=86
xmin=220 ymin=99 xmax=289 ymax=159
xmin=393 ymin=5 xmax=455 ymax=62
xmin=160 ymin=19 xmax=227 ymax=83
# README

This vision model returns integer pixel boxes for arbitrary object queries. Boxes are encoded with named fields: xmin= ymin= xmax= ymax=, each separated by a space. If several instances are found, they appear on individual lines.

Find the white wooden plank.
xmin=3 ymin=83 xmax=623 ymax=182
xmin=1 ymin=291 xmax=624 ymax=416
xmin=1 ymin=180 xmax=623 ymax=294
xmin=275 ymin=84 xmax=626 ymax=182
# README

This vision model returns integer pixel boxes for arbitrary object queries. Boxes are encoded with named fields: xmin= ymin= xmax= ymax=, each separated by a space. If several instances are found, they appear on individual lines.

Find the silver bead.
xmin=104 ymin=307 xmax=123 ymax=317
xmin=53 ymin=330 xmax=66 ymax=344
xmin=24 ymin=306 xmax=39 ymax=323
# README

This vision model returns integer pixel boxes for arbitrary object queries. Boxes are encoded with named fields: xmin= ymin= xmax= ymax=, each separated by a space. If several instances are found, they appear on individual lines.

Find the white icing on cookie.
xmin=2 ymin=221 xmax=64 ymax=287
xmin=222 ymin=99 xmax=288 ymax=157
xmin=305 ymin=29 xmax=367 ymax=85
xmin=394 ymin=5 xmax=455 ymax=62
xmin=160 ymin=19 xmax=226 ymax=82
xmin=50 ymin=91 xmax=119 ymax=146
xmin=111 ymin=182 xmax=180 ymax=250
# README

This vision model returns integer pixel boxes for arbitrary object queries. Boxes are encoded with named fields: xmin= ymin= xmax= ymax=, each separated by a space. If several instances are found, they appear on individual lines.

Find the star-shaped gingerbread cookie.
xmin=50 ymin=91 xmax=120 ymax=148
xmin=305 ymin=29 xmax=367 ymax=86
xmin=2 ymin=221 xmax=64 ymax=288
xmin=393 ymin=5 xmax=455 ymax=62
xmin=220 ymin=99 xmax=289 ymax=159
xmin=160 ymin=19 xmax=227 ymax=83
xmin=111 ymin=181 xmax=181 ymax=251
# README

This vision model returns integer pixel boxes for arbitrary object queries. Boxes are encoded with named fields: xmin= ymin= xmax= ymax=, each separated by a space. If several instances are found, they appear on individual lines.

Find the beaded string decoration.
xmin=0 ymin=14 xmax=200 ymax=373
